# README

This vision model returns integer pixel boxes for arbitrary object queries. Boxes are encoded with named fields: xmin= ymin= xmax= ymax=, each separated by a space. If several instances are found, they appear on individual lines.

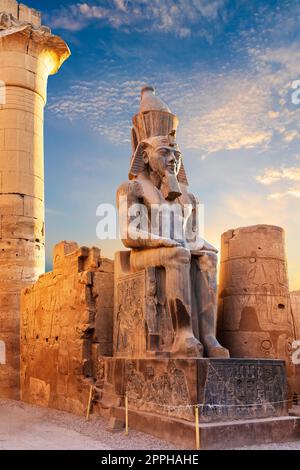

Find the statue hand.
xmin=186 ymin=236 xmax=218 ymax=253
xmin=151 ymin=237 xmax=181 ymax=248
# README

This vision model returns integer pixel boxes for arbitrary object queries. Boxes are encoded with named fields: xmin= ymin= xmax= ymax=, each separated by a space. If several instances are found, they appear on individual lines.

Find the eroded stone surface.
xmin=291 ymin=291 xmax=300 ymax=340
xmin=218 ymin=225 xmax=299 ymax=397
xmin=0 ymin=2 xmax=70 ymax=398
xmin=97 ymin=357 xmax=287 ymax=423
xmin=20 ymin=241 xmax=114 ymax=415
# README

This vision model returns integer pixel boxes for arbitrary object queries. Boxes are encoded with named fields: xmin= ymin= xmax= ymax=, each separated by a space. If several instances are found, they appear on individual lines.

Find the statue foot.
xmin=171 ymin=334 xmax=204 ymax=358
xmin=203 ymin=335 xmax=230 ymax=358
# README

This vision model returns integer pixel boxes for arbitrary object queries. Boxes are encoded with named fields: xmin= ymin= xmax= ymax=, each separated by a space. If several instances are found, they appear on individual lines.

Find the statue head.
xmin=138 ymin=133 xmax=183 ymax=200
xmin=129 ymin=86 xmax=188 ymax=188
xmin=142 ymin=131 xmax=182 ymax=179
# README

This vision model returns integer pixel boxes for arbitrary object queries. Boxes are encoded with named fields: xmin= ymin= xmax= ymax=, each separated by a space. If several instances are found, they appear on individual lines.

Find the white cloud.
xmin=257 ymin=166 xmax=300 ymax=200
xmin=268 ymin=189 xmax=300 ymax=200
xmin=49 ymin=0 xmax=227 ymax=38
xmin=48 ymin=44 xmax=300 ymax=156
xmin=257 ymin=167 xmax=300 ymax=185
xmin=48 ymin=2 xmax=300 ymax=156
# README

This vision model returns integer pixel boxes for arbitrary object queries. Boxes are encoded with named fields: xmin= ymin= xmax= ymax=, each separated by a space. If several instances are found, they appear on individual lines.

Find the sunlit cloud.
xmin=43 ymin=0 xmax=300 ymax=290
xmin=48 ymin=41 xmax=300 ymax=156
xmin=256 ymin=167 xmax=300 ymax=185
xmin=256 ymin=166 xmax=300 ymax=200
xmin=48 ymin=0 xmax=227 ymax=38
xmin=268 ymin=189 xmax=300 ymax=200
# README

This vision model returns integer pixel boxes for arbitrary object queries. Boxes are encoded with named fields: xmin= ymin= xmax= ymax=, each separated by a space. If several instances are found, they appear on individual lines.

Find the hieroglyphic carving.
xmin=125 ymin=360 xmax=193 ymax=421
xmin=115 ymin=273 xmax=146 ymax=356
xmin=144 ymin=267 xmax=159 ymax=348
xmin=201 ymin=360 xmax=286 ymax=422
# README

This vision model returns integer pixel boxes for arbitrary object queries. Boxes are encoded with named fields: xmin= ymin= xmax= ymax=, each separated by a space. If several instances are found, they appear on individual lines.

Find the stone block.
xmin=106 ymin=416 xmax=124 ymax=432
xmin=99 ymin=257 xmax=114 ymax=273
xmin=1 ymin=171 xmax=44 ymax=199
xmin=93 ymin=272 xmax=114 ymax=307
xmin=94 ymin=307 xmax=113 ymax=354
xmin=18 ymin=4 xmax=41 ymax=28
xmin=53 ymin=241 xmax=79 ymax=271
xmin=4 ymin=87 xmax=44 ymax=119
xmin=112 ymin=407 xmax=300 ymax=449
xmin=0 ymin=149 xmax=30 ymax=172
xmin=0 ymin=193 xmax=24 ymax=215
xmin=0 ymin=0 xmax=18 ymax=17
xmin=23 ymin=195 xmax=44 ymax=219
xmin=1 ymin=215 xmax=44 ymax=242
xmin=220 ymin=225 xmax=287 ymax=262
xmin=102 ymin=357 xmax=288 ymax=423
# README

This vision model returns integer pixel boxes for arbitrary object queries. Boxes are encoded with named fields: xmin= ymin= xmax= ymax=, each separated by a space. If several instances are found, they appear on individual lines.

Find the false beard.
xmin=160 ymin=171 xmax=182 ymax=201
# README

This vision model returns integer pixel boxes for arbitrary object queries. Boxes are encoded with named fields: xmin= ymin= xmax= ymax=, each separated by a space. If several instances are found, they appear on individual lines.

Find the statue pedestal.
xmin=111 ymin=405 xmax=300 ymax=449
xmin=96 ymin=356 xmax=300 ymax=448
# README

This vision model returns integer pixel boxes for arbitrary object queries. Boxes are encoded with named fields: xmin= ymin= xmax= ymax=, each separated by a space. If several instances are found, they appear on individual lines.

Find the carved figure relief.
xmin=116 ymin=275 xmax=146 ymax=356
xmin=125 ymin=360 xmax=193 ymax=421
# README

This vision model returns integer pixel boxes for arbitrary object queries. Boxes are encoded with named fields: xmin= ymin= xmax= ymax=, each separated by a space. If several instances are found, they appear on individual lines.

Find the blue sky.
xmin=27 ymin=0 xmax=300 ymax=289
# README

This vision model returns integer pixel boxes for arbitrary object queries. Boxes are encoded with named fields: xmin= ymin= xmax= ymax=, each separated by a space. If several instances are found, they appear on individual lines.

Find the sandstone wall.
xmin=20 ymin=241 xmax=114 ymax=415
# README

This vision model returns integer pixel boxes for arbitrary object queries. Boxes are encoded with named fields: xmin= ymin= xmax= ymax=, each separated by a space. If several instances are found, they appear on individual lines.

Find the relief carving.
xmin=125 ymin=360 xmax=193 ymax=421
xmin=116 ymin=275 xmax=146 ymax=356
xmin=202 ymin=361 xmax=286 ymax=421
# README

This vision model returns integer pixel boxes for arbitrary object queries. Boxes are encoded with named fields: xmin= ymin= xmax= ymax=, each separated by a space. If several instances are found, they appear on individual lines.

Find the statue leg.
xmin=193 ymin=251 xmax=229 ymax=358
xmin=131 ymin=247 xmax=203 ymax=357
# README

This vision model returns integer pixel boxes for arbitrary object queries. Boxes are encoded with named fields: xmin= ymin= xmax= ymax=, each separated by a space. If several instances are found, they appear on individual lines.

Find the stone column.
xmin=0 ymin=0 xmax=70 ymax=398
xmin=217 ymin=224 xmax=299 ymax=395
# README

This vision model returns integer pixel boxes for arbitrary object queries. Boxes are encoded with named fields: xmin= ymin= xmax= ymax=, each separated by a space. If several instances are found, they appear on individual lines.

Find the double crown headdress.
xmin=129 ymin=86 xmax=188 ymax=186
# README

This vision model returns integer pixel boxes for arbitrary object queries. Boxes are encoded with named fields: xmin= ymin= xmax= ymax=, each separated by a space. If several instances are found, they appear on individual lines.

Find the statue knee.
xmin=198 ymin=251 xmax=217 ymax=270
xmin=164 ymin=247 xmax=191 ymax=266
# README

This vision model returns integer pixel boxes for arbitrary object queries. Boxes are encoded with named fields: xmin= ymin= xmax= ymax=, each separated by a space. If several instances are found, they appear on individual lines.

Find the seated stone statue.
xmin=117 ymin=86 xmax=229 ymax=358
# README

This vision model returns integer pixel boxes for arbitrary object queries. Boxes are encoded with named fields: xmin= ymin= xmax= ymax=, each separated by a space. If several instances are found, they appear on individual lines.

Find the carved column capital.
xmin=0 ymin=12 xmax=70 ymax=75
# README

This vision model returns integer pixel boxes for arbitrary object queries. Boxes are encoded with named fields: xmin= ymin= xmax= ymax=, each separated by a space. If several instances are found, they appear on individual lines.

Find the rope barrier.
xmin=86 ymin=385 xmax=94 ymax=421
xmin=99 ymin=388 xmax=293 ymax=409
xmin=96 ymin=375 xmax=293 ymax=450
xmin=125 ymin=392 xmax=129 ymax=436
xmin=194 ymin=406 xmax=200 ymax=450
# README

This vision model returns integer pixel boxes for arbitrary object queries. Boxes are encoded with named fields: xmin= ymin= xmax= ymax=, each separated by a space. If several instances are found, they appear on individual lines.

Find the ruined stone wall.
xmin=20 ymin=241 xmax=114 ymax=415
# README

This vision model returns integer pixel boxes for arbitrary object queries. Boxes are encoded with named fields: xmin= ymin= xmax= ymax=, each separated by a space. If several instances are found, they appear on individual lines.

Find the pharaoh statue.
xmin=117 ymin=86 xmax=229 ymax=359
